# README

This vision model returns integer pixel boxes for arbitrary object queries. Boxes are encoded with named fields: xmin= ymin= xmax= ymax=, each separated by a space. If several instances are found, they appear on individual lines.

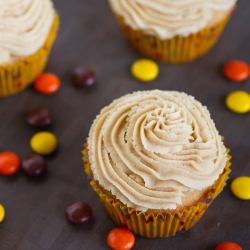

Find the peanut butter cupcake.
xmin=0 ymin=0 xmax=59 ymax=97
xmin=108 ymin=0 xmax=236 ymax=63
xmin=83 ymin=90 xmax=231 ymax=238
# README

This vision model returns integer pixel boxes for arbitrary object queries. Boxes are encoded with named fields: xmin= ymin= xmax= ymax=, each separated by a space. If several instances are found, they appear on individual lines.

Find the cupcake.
xmin=108 ymin=0 xmax=236 ymax=63
xmin=0 ymin=0 xmax=59 ymax=98
xmin=83 ymin=90 xmax=231 ymax=238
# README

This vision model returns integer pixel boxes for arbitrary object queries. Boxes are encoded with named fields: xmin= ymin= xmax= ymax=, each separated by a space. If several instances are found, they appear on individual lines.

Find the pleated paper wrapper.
xmin=82 ymin=142 xmax=231 ymax=238
xmin=0 ymin=13 xmax=59 ymax=98
xmin=115 ymin=14 xmax=230 ymax=64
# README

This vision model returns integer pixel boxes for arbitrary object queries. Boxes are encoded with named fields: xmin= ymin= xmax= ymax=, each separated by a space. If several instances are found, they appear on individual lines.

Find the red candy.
xmin=215 ymin=242 xmax=242 ymax=250
xmin=0 ymin=152 xmax=20 ymax=175
xmin=223 ymin=60 xmax=250 ymax=82
xmin=107 ymin=228 xmax=135 ymax=250
xmin=34 ymin=73 xmax=60 ymax=94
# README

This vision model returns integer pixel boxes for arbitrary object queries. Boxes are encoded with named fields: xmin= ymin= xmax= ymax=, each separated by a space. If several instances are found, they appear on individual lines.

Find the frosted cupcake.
xmin=108 ymin=0 xmax=236 ymax=63
xmin=83 ymin=90 xmax=231 ymax=238
xmin=0 ymin=0 xmax=59 ymax=97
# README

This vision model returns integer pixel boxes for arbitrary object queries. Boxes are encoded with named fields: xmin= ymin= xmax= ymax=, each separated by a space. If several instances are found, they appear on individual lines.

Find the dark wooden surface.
xmin=0 ymin=0 xmax=250 ymax=249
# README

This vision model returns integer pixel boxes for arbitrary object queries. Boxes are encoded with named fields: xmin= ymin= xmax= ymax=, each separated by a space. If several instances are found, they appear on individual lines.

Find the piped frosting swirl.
xmin=109 ymin=0 xmax=236 ymax=39
xmin=88 ymin=90 xmax=227 ymax=212
xmin=0 ymin=0 xmax=54 ymax=64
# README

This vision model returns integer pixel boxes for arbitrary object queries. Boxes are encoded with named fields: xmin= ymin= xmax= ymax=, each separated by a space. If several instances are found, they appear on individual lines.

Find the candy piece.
xmin=30 ymin=132 xmax=58 ymax=155
xmin=0 ymin=152 xmax=20 ymax=176
xmin=72 ymin=67 xmax=95 ymax=87
xmin=65 ymin=201 xmax=92 ymax=225
xmin=131 ymin=59 xmax=159 ymax=82
xmin=26 ymin=108 xmax=52 ymax=128
xmin=225 ymin=90 xmax=250 ymax=114
xmin=231 ymin=176 xmax=250 ymax=200
xmin=223 ymin=60 xmax=249 ymax=82
xmin=107 ymin=228 xmax=135 ymax=250
xmin=0 ymin=204 xmax=5 ymax=222
xmin=34 ymin=73 xmax=60 ymax=94
xmin=215 ymin=242 xmax=242 ymax=250
xmin=21 ymin=154 xmax=47 ymax=176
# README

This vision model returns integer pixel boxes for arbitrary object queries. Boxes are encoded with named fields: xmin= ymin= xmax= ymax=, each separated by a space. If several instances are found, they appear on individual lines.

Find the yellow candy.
xmin=30 ymin=132 xmax=58 ymax=155
xmin=225 ymin=90 xmax=250 ymax=114
xmin=131 ymin=59 xmax=159 ymax=82
xmin=0 ymin=204 xmax=5 ymax=222
xmin=231 ymin=176 xmax=250 ymax=200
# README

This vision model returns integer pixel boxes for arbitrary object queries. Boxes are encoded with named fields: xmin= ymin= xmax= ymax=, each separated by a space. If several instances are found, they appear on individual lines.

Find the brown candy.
xmin=65 ymin=201 xmax=92 ymax=225
xmin=71 ymin=67 xmax=95 ymax=87
xmin=26 ymin=108 xmax=52 ymax=128
xmin=21 ymin=154 xmax=47 ymax=176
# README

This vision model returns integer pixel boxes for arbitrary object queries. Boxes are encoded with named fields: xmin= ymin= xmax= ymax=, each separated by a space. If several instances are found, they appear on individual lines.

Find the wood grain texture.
xmin=0 ymin=0 xmax=250 ymax=249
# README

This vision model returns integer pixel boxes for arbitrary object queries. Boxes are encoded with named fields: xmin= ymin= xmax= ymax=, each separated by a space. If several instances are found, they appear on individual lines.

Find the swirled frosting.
xmin=88 ymin=90 xmax=227 ymax=212
xmin=109 ymin=0 xmax=236 ymax=39
xmin=0 ymin=0 xmax=54 ymax=64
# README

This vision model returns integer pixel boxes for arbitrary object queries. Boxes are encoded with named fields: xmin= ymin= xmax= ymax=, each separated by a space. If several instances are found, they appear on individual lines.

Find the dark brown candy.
xmin=21 ymin=154 xmax=47 ymax=176
xmin=71 ymin=67 xmax=95 ymax=87
xmin=65 ymin=201 xmax=92 ymax=225
xmin=26 ymin=108 xmax=52 ymax=128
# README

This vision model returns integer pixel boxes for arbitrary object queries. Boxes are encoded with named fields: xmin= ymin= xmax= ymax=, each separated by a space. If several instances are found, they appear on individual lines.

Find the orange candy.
xmin=215 ymin=242 xmax=242 ymax=250
xmin=223 ymin=60 xmax=250 ymax=82
xmin=107 ymin=228 xmax=135 ymax=250
xmin=34 ymin=73 xmax=60 ymax=94
xmin=0 ymin=152 xmax=20 ymax=176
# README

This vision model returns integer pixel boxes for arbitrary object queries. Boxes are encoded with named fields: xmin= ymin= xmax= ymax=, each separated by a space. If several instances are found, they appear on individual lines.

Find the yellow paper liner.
xmin=115 ymin=14 xmax=230 ymax=64
xmin=0 ymin=13 xmax=59 ymax=98
xmin=82 ymin=142 xmax=231 ymax=238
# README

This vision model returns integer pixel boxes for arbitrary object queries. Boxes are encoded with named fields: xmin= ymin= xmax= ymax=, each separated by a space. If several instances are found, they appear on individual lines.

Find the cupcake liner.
xmin=82 ymin=143 xmax=231 ymax=238
xmin=115 ymin=14 xmax=230 ymax=64
xmin=0 ymin=13 xmax=59 ymax=98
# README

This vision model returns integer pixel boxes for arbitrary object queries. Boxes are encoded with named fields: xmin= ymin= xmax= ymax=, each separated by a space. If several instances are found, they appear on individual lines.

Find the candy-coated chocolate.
xmin=225 ymin=90 xmax=250 ymax=114
xmin=21 ymin=154 xmax=47 ymax=176
xmin=231 ymin=176 xmax=250 ymax=200
xmin=72 ymin=67 xmax=95 ymax=87
xmin=65 ymin=201 xmax=92 ymax=225
xmin=30 ymin=132 xmax=58 ymax=155
xmin=223 ymin=60 xmax=249 ymax=82
xmin=0 ymin=151 xmax=20 ymax=176
xmin=26 ymin=108 xmax=52 ymax=128
xmin=0 ymin=204 xmax=5 ymax=222
xmin=107 ymin=228 xmax=135 ymax=250
xmin=131 ymin=59 xmax=159 ymax=82
xmin=34 ymin=73 xmax=60 ymax=94
xmin=215 ymin=242 xmax=242 ymax=250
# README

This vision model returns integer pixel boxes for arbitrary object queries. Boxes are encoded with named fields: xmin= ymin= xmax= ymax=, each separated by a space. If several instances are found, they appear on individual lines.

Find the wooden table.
xmin=1 ymin=1 xmax=250 ymax=249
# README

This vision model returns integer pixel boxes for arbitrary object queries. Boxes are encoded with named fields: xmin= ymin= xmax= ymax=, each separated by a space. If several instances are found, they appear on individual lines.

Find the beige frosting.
xmin=0 ymin=0 xmax=54 ymax=64
xmin=109 ymin=0 xmax=236 ymax=39
xmin=88 ymin=90 xmax=227 ymax=212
